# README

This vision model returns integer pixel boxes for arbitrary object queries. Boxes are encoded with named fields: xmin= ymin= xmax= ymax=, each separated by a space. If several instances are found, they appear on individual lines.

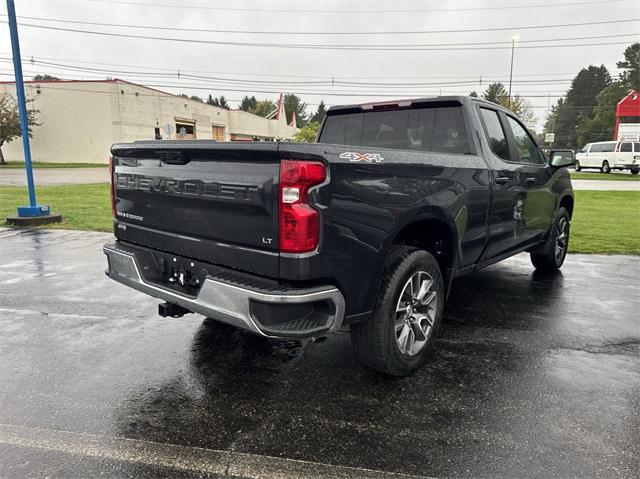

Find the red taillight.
xmin=279 ymin=159 xmax=326 ymax=253
xmin=108 ymin=156 xmax=116 ymax=217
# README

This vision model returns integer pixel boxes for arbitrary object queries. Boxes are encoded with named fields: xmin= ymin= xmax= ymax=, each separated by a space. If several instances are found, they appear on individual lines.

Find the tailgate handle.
xmin=155 ymin=150 xmax=190 ymax=165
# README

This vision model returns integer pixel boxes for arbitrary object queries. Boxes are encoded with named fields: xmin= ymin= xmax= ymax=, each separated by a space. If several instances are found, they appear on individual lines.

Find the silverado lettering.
xmin=104 ymin=97 xmax=576 ymax=376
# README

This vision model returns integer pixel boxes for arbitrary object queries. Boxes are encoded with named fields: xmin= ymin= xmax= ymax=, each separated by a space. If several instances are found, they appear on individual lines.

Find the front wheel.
xmin=631 ymin=168 xmax=639 ymax=175
xmin=601 ymin=160 xmax=611 ymax=174
xmin=350 ymin=247 xmax=444 ymax=376
xmin=574 ymin=161 xmax=581 ymax=172
xmin=530 ymin=207 xmax=570 ymax=272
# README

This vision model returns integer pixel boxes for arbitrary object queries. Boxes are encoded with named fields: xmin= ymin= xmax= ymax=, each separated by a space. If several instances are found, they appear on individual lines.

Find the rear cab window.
xmin=478 ymin=108 xmax=510 ymax=161
xmin=318 ymin=103 xmax=472 ymax=155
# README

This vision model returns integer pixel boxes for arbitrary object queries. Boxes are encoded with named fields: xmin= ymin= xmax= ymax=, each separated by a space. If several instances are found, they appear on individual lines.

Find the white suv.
xmin=576 ymin=141 xmax=640 ymax=175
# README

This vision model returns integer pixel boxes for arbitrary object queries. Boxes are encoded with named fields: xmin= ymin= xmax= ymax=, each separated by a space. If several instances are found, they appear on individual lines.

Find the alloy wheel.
xmin=555 ymin=217 xmax=569 ymax=263
xmin=394 ymin=271 xmax=438 ymax=356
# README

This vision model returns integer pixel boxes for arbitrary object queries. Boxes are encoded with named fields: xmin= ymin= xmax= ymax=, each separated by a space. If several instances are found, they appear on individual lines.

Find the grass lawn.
xmin=0 ymin=161 xmax=107 ymax=169
xmin=571 ymin=171 xmax=640 ymax=181
xmin=0 ymin=185 xmax=638 ymax=254
xmin=571 ymin=191 xmax=640 ymax=254
xmin=0 ymin=183 xmax=112 ymax=232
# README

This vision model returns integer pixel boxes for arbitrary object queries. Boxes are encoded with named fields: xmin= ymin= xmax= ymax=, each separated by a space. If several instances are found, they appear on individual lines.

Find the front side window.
xmin=580 ymin=144 xmax=590 ymax=153
xmin=318 ymin=105 xmax=471 ymax=155
xmin=479 ymin=108 xmax=510 ymax=162
xmin=620 ymin=142 xmax=632 ymax=152
xmin=506 ymin=116 xmax=544 ymax=164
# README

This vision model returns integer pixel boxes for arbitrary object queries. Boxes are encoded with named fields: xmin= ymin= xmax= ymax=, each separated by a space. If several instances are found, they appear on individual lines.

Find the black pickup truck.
xmin=104 ymin=96 xmax=575 ymax=375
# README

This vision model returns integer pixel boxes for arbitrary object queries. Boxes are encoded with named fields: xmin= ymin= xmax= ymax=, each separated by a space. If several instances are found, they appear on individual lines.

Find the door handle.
xmin=525 ymin=177 xmax=537 ymax=185
xmin=495 ymin=176 xmax=510 ymax=185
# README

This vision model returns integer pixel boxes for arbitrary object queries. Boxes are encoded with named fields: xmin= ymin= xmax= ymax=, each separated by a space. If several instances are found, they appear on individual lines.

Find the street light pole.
xmin=5 ymin=0 xmax=60 ymax=225
xmin=508 ymin=35 xmax=518 ymax=110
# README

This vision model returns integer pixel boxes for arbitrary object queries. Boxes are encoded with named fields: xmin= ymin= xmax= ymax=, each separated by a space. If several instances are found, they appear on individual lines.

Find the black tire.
xmin=631 ymin=168 xmax=639 ymax=175
xmin=601 ymin=160 xmax=611 ymax=174
xmin=530 ymin=207 xmax=570 ymax=272
xmin=574 ymin=161 xmax=581 ymax=172
xmin=350 ymin=247 xmax=444 ymax=376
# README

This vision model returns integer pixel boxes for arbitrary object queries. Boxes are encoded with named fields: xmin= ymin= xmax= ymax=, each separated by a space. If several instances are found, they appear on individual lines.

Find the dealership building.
xmin=0 ymin=79 xmax=299 ymax=164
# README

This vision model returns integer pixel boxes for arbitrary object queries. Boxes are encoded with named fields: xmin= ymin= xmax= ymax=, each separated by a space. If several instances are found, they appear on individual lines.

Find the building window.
xmin=154 ymin=127 xmax=162 ymax=140
xmin=212 ymin=125 xmax=225 ymax=141
xmin=176 ymin=122 xmax=195 ymax=140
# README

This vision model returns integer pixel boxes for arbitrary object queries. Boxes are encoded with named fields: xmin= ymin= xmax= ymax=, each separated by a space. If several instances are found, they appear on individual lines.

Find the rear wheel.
xmin=601 ymin=160 xmax=611 ymax=174
xmin=350 ymin=247 xmax=444 ymax=376
xmin=631 ymin=168 xmax=639 ymax=175
xmin=574 ymin=161 xmax=581 ymax=172
xmin=530 ymin=207 xmax=570 ymax=272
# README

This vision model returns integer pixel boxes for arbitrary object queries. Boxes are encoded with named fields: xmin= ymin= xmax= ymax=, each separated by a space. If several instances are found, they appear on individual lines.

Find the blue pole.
xmin=6 ymin=0 xmax=49 ymax=217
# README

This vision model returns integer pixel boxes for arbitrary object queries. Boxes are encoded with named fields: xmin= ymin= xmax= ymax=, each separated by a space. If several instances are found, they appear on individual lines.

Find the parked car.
xmin=575 ymin=140 xmax=640 ymax=174
xmin=104 ymin=96 xmax=575 ymax=376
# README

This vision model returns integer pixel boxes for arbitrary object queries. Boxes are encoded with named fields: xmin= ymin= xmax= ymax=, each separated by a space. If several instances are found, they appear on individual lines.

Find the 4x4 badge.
xmin=340 ymin=152 xmax=384 ymax=163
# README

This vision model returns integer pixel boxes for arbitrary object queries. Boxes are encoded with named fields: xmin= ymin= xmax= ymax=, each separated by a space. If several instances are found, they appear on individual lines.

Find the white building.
xmin=0 ymin=79 xmax=299 ymax=164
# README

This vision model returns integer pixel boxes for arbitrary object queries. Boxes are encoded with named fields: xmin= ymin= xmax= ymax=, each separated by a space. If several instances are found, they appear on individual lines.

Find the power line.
xmin=6 ymin=21 xmax=637 ymax=51
xmin=77 ymin=0 xmax=636 ymax=14
xmin=4 ymin=14 xmax=638 ymax=36
xmin=8 ymin=53 xmax=596 ymax=80
xmin=0 ymin=58 xmax=579 ymax=88
xmin=5 ymin=13 xmax=640 ymax=37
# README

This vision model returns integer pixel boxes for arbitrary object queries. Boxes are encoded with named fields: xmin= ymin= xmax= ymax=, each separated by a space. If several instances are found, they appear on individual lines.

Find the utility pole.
xmin=5 ymin=0 xmax=61 ymax=225
xmin=508 ymin=35 xmax=519 ymax=110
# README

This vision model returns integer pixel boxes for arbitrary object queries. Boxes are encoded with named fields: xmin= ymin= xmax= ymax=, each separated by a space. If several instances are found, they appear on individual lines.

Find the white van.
xmin=575 ymin=141 xmax=640 ymax=174
xmin=613 ymin=141 xmax=640 ymax=175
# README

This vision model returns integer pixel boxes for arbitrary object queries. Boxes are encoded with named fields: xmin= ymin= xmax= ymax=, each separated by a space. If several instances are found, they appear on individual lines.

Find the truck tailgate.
xmin=111 ymin=141 xmax=280 ymax=276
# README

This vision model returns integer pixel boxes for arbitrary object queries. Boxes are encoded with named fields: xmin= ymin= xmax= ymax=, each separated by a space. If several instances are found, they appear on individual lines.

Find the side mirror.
xmin=549 ymin=149 xmax=576 ymax=168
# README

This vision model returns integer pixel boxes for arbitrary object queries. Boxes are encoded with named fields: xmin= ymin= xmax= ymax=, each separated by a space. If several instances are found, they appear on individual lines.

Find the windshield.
xmin=318 ymin=105 xmax=471 ymax=155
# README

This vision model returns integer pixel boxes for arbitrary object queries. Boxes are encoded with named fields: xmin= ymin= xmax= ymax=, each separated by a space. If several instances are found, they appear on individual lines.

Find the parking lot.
xmin=0 ymin=228 xmax=638 ymax=478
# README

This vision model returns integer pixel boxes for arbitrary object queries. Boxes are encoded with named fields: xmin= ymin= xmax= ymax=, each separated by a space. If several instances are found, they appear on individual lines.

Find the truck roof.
xmin=326 ymin=96 xmax=512 ymax=115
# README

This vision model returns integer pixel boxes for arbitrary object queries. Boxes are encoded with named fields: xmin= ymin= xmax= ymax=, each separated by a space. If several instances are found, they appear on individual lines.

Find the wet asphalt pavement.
xmin=0 ymin=228 xmax=638 ymax=478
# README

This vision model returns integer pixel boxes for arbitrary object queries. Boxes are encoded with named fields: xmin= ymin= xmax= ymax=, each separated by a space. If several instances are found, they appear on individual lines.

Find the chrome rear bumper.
xmin=103 ymin=244 xmax=345 ymax=338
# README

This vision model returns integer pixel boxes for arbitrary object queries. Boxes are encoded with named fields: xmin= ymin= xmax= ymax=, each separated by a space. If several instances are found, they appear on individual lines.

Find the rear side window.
xmin=602 ymin=142 xmax=616 ymax=152
xmin=506 ymin=116 xmax=544 ymax=164
xmin=479 ymin=108 xmax=510 ymax=161
xmin=319 ymin=106 xmax=471 ymax=154
xmin=635 ymin=143 xmax=640 ymax=152
xmin=620 ymin=142 xmax=632 ymax=152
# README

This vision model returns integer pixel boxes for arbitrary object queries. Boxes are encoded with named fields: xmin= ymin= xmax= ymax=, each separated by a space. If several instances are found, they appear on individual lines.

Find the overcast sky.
xmin=2 ymin=0 xmax=639 ymax=129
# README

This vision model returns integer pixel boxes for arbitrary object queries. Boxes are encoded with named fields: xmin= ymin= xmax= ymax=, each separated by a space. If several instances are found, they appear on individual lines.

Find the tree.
xmin=283 ymin=94 xmax=308 ymax=126
xmin=508 ymin=95 xmax=537 ymax=128
xmin=207 ymin=95 xmax=229 ymax=109
xmin=616 ymin=43 xmax=640 ymax=90
xmin=469 ymin=91 xmax=478 ymax=98
xmin=482 ymin=83 xmax=508 ymax=105
xmin=576 ymin=43 xmax=640 ymax=145
xmin=294 ymin=122 xmax=320 ymax=142
xmin=551 ymin=65 xmax=611 ymax=148
xmin=481 ymin=82 xmax=536 ymax=127
xmin=577 ymin=83 xmax=628 ymax=145
xmin=0 ymin=94 xmax=41 ymax=164
xmin=33 ymin=74 xmax=59 ymax=81
xmin=252 ymin=99 xmax=276 ymax=117
xmin=190 ymin=95 xmax=204 ymax=103
xmin=239 ymin=95 xmax=257 ymax=112
xmin=309 ymin=101 xmax=327 ymax=124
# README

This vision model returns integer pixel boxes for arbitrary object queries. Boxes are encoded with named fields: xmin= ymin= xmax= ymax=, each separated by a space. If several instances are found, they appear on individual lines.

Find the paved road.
xmin=572 ymin=180 xmax=640 ymax=190
xmin=0 ymin=168 xmax=109 ymax=186
xmin=0 ymin=229 xmax=638 ymax=478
